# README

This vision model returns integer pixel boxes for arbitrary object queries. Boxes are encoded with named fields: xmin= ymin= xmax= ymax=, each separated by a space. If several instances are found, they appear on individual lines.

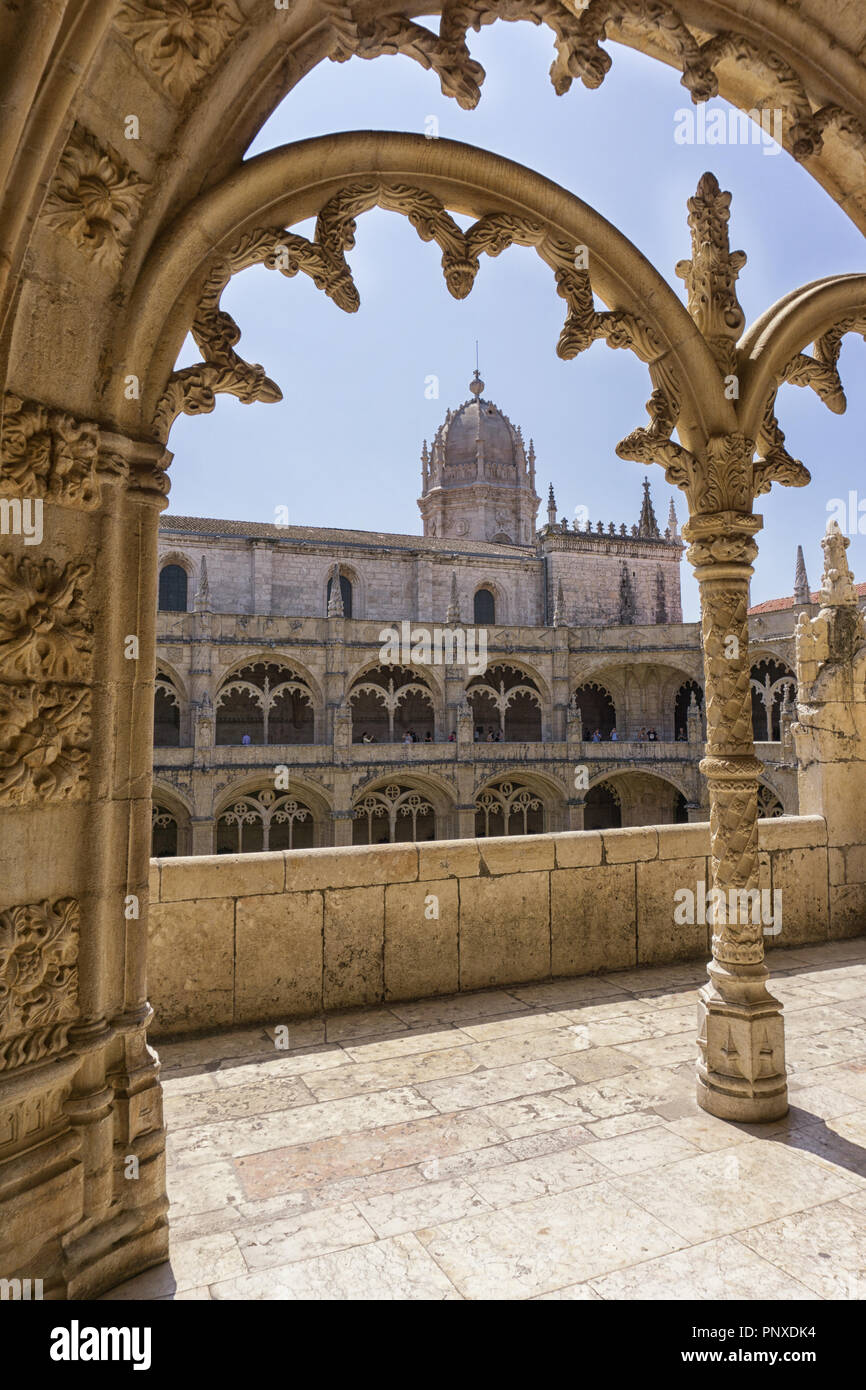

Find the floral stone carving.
xmin=0 ymin=898 xmax=79 ymax=1053
xmin=117 ymin=0 xmax=244 ymax=101
xmin=0 ymin=682 xmax=91 ymax=806
xmin=43 ymin=124 xmax=146 ymax=272
xmin=0 ymin=556 xmax=93 ymax=683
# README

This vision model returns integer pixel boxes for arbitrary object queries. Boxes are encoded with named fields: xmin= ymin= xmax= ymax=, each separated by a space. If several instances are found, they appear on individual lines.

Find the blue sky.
xmin=167 ymin=23 xmax=866 ymax=621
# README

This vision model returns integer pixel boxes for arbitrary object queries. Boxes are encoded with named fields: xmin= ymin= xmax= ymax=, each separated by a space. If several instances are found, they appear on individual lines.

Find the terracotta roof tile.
xmin=749 ymin=582 xmax=866 ymax=615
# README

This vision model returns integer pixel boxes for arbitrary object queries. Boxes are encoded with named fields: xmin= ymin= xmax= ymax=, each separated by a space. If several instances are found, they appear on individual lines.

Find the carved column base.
xmin=696 ymin=960 xmax=788 ymax=1122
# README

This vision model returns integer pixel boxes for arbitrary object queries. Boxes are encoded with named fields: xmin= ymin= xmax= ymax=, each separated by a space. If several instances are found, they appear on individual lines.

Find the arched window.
xmin=474 ymin=587 xmax=495 ymax=624
xmin=151 ymin=805 xmax=178 ymax=857
xmin=158 ymin=564 xmax=188 ymax=612
xmin=327 ymin=573 xmax=353 ymax=618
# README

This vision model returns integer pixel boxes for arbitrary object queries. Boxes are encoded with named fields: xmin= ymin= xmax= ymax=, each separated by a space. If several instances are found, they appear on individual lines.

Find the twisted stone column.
xmin=684 ymin=509 xmax=787 ymax=1121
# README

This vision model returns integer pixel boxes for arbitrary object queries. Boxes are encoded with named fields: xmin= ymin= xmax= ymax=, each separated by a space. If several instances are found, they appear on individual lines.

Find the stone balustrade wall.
xmin=147 ymin=814 xmax=853 ymax=1036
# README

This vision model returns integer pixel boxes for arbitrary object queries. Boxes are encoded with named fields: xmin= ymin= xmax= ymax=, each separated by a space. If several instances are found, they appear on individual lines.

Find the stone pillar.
xmin=684 ymin=508 xmax=787 ymax=1122
xmin=794 ymin=522 xmax=866 ymax=937
xmin=190 ymin=818 xmax=215 ymax=855
xmin=250 ymin=540 xmax=272 ymax=615
xmin=0 ymin=404 xmax=170 ymax=1296
xmin=687 ymin=691 xmax=703 ymax=745
xmin=568 ymin=798 xmax=586 ymax=830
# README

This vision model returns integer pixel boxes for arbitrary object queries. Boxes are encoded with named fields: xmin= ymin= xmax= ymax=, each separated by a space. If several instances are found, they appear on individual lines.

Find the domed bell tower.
xmin=418 ymin=371 xmax=540 ymax=545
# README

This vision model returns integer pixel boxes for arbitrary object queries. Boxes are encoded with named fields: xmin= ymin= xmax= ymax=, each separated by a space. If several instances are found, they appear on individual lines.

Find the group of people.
xmin=589 ymin=727 xmax=661 ymax=742
xmin=474 ymin=726 xmax=502 ymax=742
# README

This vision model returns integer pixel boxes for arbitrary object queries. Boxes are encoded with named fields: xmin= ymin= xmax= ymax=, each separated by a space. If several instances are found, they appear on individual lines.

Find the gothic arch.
xmin=115 ymin=132 xmax=733 ymax=459
xmin=150 ymin=782 xmax=193 ymax=857
xmin=350 ymin=772 xmax=456 ymax=844
xmin=214 ymin=658 xmax=318 ymax=746
xmin=216 ymin=651 xmax=324 ymax=711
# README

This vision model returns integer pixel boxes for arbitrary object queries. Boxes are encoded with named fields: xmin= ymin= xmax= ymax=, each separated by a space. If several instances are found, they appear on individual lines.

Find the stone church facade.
xmin=153 ymin=376 xmax=805 ymax=855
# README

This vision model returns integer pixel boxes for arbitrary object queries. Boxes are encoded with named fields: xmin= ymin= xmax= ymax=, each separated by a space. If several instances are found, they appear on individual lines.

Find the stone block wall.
xmin=147 ymin=815 xmax=842 ymax=1036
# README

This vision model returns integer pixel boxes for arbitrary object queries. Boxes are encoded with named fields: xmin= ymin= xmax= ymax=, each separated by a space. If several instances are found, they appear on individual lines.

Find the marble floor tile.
xmin=415 ymin=1181 xmax=687 ymax=1299
xmin=415 ymin=1059 xmax=576 ymax=1113
xmin=615 ymin=1142 xmax=857 ymax=1244
xmin=589 ymin=1235 xmax=819 ymax=1300
xmin=356 ymin=1177 xmax=493 ymax=1237
xmin=209 ymin=1232 xmax=462 ymax=1300
xmin=737 ymin=1199 xmax=866 ymax=1299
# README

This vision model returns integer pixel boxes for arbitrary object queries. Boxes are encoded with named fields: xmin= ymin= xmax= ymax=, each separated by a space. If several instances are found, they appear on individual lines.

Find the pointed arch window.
xmin=474 ymin=587 xmax=495 ymax=624
xmin=158 ymin=564 xmax=188 ymax=612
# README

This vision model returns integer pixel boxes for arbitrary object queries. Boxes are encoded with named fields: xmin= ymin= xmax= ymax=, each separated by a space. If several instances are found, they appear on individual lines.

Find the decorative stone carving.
xmin=674 ymin=172 xmax=746 ymax=377
xmin=1 ymin=395 xmax=101 ymax=507
xmin=0 ymin=556 xmax=93 ymax=682
xmin=153 ymin=223 xmax=360 ymax=440
xmin=0 ymin=682 xmax=90 ymax=806
xmin=0 ymin=898 xmax=79 ymax=1069
xmin=756 ymin=317 xmax=866 ymax=494
xmin=43 ymin=124 xmax=146 ymax=272
xmin=116 ymin=0 xmax=244 ymax=101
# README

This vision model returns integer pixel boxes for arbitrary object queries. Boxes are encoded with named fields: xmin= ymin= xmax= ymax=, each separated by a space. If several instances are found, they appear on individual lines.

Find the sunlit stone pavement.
xmin=104 ymin=938 xmax=866 ymax=1301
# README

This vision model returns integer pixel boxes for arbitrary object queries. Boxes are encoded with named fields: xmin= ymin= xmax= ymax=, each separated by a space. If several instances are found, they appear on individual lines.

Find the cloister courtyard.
xmin=104 ymin=937 xmax=866 ymax=1301
xmin=3 ymin=0 xmax=866 ymax=1329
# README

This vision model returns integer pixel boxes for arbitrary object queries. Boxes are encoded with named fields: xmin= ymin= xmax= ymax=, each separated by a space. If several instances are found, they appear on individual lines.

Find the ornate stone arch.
xmin=350 ymin=771 xmax=455 ymax=844
xmin=214 ymin=656 xmax=318 ymax=746
xmin=213 ymin=772 xmax=331 ymax=852
xmin=150 ymin=781 xmax=193 ymax=857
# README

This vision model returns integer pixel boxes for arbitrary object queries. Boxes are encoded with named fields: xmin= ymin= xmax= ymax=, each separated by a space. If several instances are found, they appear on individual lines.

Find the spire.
xmin=527 ymin=438 xmax=536 ymax=487
xmin=421 ymin=440 xmax=429 ymax=493
xmin=667 ymin=497 xmax=679 ymax=541
xmin=547 ymin=482 xmax=557 ymax=528
xmin=637 ymin=477 xmax=660 ymax=538
xmin=552 ymin=579 xmax=564 ymax=628
xmin=327 ymin=563 xmax=344 ymax=617
xmin=794 ymin=545 xmax=810 ymax=605
xmin=446 ymin=571 xmax=460 ymax=623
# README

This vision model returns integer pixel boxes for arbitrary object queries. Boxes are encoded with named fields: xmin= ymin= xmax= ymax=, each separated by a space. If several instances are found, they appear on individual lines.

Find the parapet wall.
xmin=147 ymin=815 xmax=856 ymax=1037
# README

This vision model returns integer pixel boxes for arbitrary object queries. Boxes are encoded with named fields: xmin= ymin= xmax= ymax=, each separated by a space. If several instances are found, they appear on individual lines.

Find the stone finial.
xmin=446 ymin=571 xmax=460 ymax=623
xmin=327 ymin=563 xmax=344 ymax=617
xmin=527 ymin=438 xmax=536 ymax=487
xmin=667 ymin=497 xmax=679 ymax=541
xmin=195 ymin=555 xmax=211 ymax=611
xmin=819 ymin=520 xmax=858 ymax=607
xmin=793 ymin=544 xmax=811 ymax=606
xmin=637 ymin=477 xmax=660 ymax=539
xmin=469 ymin=368 xmax=484 ymax=399
xmin=547 ymin=482 xmax=557 ymax=528
xmin=552 ymin=579 xmax=564 ymax=628
xmin=674 ymin=171 xmax=747 ymax=375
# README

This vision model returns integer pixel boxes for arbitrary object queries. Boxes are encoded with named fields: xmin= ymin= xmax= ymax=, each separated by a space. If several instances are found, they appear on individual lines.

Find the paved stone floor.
xmin=105 ymin=938 xmax=866 ymax=1300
